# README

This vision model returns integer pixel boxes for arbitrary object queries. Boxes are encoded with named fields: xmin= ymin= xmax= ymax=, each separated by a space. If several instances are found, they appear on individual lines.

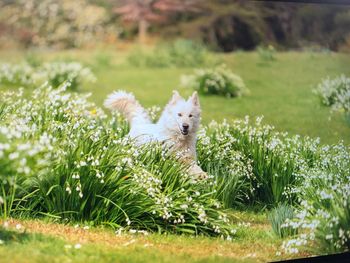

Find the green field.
xmin=1 ymin=49 xmax=349 ymax=144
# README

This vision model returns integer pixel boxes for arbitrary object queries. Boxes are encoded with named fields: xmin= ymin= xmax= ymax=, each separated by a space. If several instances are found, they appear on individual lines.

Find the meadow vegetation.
xmin=314 ymin=75 xmax=350 ymax=122
xmin=0 ymin=48 xmax=349 ymax=261
xmin=180 ymin=64 xmax=247 ymax=98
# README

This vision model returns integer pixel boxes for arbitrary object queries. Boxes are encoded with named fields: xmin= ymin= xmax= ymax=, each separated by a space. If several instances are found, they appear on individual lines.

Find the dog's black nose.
xmin=182 ymin=123 xmax=189 ymax=130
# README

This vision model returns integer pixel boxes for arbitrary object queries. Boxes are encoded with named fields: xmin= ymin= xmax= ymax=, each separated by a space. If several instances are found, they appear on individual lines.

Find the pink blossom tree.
xmin=114 ymin=0 xmax=201 ymax=43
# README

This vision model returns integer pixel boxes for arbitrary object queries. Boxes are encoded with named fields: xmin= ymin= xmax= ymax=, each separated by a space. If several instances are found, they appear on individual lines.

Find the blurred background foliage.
xmin=0 ymin=0 xmax=349 ymax=52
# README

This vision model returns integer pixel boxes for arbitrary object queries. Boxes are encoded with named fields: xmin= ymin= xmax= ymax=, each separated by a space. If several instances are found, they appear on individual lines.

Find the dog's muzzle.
xmin=181 ymin=124 xmax=189 ymax=135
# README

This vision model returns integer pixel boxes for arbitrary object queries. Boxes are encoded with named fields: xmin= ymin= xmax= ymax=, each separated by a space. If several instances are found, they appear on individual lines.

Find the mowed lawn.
xmin=0 ymin=49 xmax=349 ymax=144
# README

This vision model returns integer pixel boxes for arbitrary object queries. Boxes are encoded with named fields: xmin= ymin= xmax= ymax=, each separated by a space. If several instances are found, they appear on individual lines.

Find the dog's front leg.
xmin=188 ymin=163 xmax=208 ymax=180
xmin=180 ymin=155 xmax=208 ymax=180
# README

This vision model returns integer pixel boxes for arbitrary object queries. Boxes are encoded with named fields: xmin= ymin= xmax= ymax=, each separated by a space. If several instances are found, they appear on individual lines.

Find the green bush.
xmin=127 ymin=39 xmax=210 ymax=68
xmin=181 ymin=64 xmax=247 ymax=97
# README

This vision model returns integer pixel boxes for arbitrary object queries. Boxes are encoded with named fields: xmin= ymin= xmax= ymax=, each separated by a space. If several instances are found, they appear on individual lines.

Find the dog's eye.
xmin=178 ymin=113 xmax=182 ymax=117
xmin=189 ymin=114 xmax=193 ymax=118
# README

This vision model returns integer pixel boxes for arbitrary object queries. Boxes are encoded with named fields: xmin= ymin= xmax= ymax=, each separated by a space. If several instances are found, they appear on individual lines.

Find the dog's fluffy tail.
xmin=104 ymin=91 xmax=151 ymax=126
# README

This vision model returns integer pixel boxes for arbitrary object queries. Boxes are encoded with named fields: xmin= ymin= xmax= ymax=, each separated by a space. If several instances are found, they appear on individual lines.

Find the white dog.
xmin=104 ymin=90 xmax=206 ymax=177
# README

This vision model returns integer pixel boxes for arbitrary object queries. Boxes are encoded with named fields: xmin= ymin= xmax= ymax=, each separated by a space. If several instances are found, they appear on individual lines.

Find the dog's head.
xmin=166 ymin=90 xmax=201 ymax=136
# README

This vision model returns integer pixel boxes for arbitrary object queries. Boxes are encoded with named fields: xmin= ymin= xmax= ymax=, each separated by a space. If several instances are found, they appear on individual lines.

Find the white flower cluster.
xmin=180 ymin=64 xmax=248 ymax=97
xmin=0 ymin=84 xmax=105 ymax=189
xmin=314 ymin=74 xmax=350 ymax=113
xmin=146 ymin=106 xmax=161 ymax=122
xmin=198 ymin=115 xmax=349 ymax=253
xmin=0 ymin=63 xmax=35 ymax=86
xmin=281 ymin=143 xmax=350 ymax=254
xmin=0 ymin=61 xmax=96 ymax=89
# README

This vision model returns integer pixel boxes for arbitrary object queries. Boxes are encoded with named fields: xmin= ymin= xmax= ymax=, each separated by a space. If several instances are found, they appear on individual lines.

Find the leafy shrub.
xmin=181 ymin=64 xmax=247 ymax=97
xmin=0 ymin=62 xmax=96 ymax=90
xmin=0 ymin=85 xmax=234 ymax=238
xmin=268 ymin=204 xmax=297 ymax=238
xmin=127 ymin=39 xmax=210 ymax=68
xmin=314 ymin=75 xmax=350 ymax=114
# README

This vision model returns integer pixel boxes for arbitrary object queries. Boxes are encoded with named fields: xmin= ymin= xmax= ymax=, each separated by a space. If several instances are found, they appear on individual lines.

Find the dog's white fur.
xmin=104 ymin=90 xmax=206 ymax=177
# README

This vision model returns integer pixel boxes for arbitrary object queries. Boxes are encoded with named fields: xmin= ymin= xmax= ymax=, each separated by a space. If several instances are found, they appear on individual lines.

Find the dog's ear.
xmin=169 ymin=90 xmax=181 ymax=104
xmin=189 ymin=91 xmax=200 ymax=107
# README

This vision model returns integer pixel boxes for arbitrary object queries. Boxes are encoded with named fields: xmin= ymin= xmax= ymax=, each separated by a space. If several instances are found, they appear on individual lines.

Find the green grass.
xmin=0 ymin=49 xmax=349 ymax=144
xmin=88 ymin=51 xmax=350 ymax=145
xmin=0 ymin=212 xmax=301 ymax=263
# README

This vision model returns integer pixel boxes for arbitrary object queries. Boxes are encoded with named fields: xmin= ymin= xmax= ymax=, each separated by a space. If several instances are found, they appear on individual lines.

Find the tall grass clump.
xmin=0 ymin=172 xmax=17 ymax=220
xmin=181 ymin=64 xmax=247 ymax=98
xmin=197 ymin=117 xmax=307 ymax=206
xmin=197 ymin=116 xmax=349 ymax=253
xmin=282 ymin=143 xmax=350 ymax=254
xmin=0 ymin=62 xmax=95 ymax=90
xmin=196 ymin=126 xmax=254 ymax=208
xmin=0 ymin=84 xmax=235 ymax=238
xmin=127 ymin=39 xmax=211 ymax=68
xmin=268 ymin=204 xmax=297 ymax=238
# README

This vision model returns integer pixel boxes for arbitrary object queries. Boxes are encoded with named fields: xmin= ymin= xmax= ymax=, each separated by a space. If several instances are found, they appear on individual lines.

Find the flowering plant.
xmin=314 ymin=75 xmax=350 ymax=114
xmin=0 ymin=62 xmax=95 ymax=90
xmin=181 ymin=64 xmax=247 ymax=97
xmin=0 ymin=85 xmax=234 ymax=238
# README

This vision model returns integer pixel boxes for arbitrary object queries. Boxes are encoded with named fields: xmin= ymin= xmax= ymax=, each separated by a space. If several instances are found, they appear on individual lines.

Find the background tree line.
xmin=0 ymin=0 xmax=349 ymax=51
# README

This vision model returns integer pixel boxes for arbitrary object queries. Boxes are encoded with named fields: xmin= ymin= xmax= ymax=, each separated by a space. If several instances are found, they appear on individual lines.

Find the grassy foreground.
xmin=0 ymin=212 xmax=307 ymax=263
xmin=0 ymin=49 xmax=349 ymax=144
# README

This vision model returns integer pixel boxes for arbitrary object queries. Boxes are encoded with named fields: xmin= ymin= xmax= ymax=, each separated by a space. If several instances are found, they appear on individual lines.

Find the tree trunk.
xmin=138 ymin=18 xmax=148 ymax=44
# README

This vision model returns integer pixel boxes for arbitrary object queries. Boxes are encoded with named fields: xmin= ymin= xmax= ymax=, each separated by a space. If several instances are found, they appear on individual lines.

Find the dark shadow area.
xmin=0 ymin=227 xmax=56 ymax=245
